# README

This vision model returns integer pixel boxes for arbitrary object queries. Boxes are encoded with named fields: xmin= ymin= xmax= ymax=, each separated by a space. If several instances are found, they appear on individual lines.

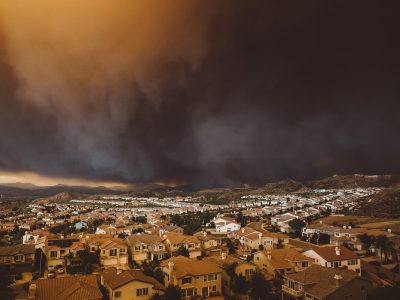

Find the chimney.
xmin=28 ymin=283 xmax=37 ymax=299
xmin=319 ymin=220 xmax=322 ymax=224
xmin=242 ymin=228 xmax=245 ymax=233
xmin=267 ymin=251 xmax=272 ymax=260
xmin=334 ymin=274 xmax=343 ymax=287
xmin=387 ymin=228 xmax=392 ymax=233
xmin=168 ymin=261 xmax=174 ymax=284
xmin=335 ymin=247 xmax=341 ymax=256
xmin=203 ymin=231 xmax=207 ymax=237
xmin=117 ymin=268 xmax=122 ymax=275
xmin=221 ymin=252 xmax=226 ymax=260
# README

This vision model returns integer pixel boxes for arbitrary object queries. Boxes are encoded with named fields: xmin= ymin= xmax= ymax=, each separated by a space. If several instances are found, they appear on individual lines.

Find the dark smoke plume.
xmin=0 ymin=0 xmax=399 ymax=188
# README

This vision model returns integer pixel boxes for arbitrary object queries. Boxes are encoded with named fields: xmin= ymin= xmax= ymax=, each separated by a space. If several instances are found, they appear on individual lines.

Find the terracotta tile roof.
xmin=128 ymin=234 xmax=163 ymax=245
xmin=285 ymin=264 xmax=363 ymax=299
xmin=0 ymin=244 xmax=35 ymax=256
xmin=164 ymin=232 xmax=200 ymax=244
xmin=161 ymin=256 xmax=222 ymax=278
xmin=267 ymin=248 xmax=313 ymax=270
xmin=33 ymin=274 xmax=102 ymax=300
xmin=102 ymin=267 xmax=165 ymax=291
xmin=309 ymin=245 xmax=358 ymax=261
xmin=99 ymin=238 xmax=127 ymax=250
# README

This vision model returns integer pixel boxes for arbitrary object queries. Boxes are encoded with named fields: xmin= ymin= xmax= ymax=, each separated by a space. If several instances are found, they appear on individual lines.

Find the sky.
xmin=0 ymin=1 xmax=399 ymax=188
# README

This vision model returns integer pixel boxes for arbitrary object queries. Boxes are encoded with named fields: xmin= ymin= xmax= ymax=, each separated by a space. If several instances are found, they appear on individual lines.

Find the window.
xmin=14 ymin=255 xmax=23 ymax=262
xmin=182 ymin=288 xmax=194 ymax=297
xmin=136 ymin=288 xmax=149 ymax=296
xmin=302 ymin=261 xmax=308 ymax=268
xmin=188 ymin=243 xmax=194 ymax=249
xmin=245 ymin=269 xmax=254 ymax=275
xmin=211 ymin=285 xmax=217 ymax=292
xmin=50 ymin=251 xmax=58 ymax=258
xmin=110 ymin=249 xmax=117 ymax=256
xmin=182 ymin=277 xmax=192 ymax=284
xmin=159 ymin=245 xmax=163 ymax=250
xmin=205 ymin=274 xmax=217 ymax=281
xmin=114 ymin=291 xmax=121 ymax=298
xmin=348 ymin=259 xmax=358 ymax=265
xmin=135 ymin=246 xmax=141 ymax=251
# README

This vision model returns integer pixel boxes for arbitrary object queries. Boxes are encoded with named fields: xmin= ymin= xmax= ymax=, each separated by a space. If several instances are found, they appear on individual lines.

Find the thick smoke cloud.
xmin=0 ymin=0 xmax=399 ymax=188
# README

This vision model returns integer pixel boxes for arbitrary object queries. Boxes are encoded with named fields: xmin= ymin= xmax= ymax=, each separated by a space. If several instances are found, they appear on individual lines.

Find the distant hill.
xmin=355 ymin=185 xmax=400 ymax=218
xmin=0 ymin=183 xmax=121 ymax=201
xmin=34 ymin=192 xmax=84 ymax=204
xmin=260 ymin=179 xmax=311 ymax=194
xmin=309 ymin=174 xmax=400 ymax=189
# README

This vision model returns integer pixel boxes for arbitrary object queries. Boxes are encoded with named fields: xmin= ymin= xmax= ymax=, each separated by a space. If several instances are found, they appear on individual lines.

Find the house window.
xmin=114 ymin=291 xmax=121 ymax=298
xmin=302 ymin=261 xmax=308 ymax=268
xmin=14 ymin=255 xmax=23 ymax=262
xmin=110 ymin=249 xmax=117 ymax=256
xmin=135 ymin=246 xmax=141 ymax=251
xmin=182 ymin=288 xmax=194 ymax=297
xmin=50 ymin=251 xmax=58 ymax=258
xmin=205 ymin=274 xmax=217 ymax=281
xmin=136 ymin=288 xmax=149 ymax=296
xmin=348 ymin=259 xmax=358 ymax=265
xmin=159 ymin=245 xmax=163 ymax=250
xmin=188 ymin=243 xmax=194 ymax=249
xmin=211 ymin=285 xmax=217 ymax=292
xmin=182 ymin=277 xmax=192 ymax=284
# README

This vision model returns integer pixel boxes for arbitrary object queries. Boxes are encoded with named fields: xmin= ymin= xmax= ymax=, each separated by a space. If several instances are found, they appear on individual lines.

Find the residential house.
xmin=45 ymin=237 xmax=85 ymax=268
xmin=160 ymin=225 xmax=184 ymax=234
xmin=101 ymin=267 xmax=166 ymax=300
xmin=253 ymin=248 xmax=312 ymax=278
xmin=28 ymin=274 xmax=103 ymax=300
xmin=234 ymin=226 xmax=289 ymax=252
xmin=162 ymin=232 xmax=201 ymax=258
xmin=281 ymin=264 xmax=372 ymax=300
xmin=96 ymin=224 xmax=118 ymax=235
xmin=194 ymin=231 xmax=226 ymax=257
xmin=271 ymin=213 xmax=298 ymax=233
xmin=161 ymin=256 xmax=223 ymax=299
xmin=206 ymin=254 xmax=256 ymax=300
xmin=126 ymin=234 xmax=167 ymax=263
xmin=302 ymin=245 xmax=361 ymax=274
xmin=0 ymin=244 xmax=35 ymax=274
xmin=212 ymin=216 xmax=241 ymax=234
xmin=98 ymin=238 xmax=129 ymax=268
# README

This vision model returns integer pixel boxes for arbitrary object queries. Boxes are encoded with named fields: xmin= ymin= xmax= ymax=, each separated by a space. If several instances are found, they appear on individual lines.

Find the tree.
xmin=165 ymin=285 xmax=182 ymax=300
xmin=288 ymin=218 xmax=306 ymax=236
xmin=367 ymin=285 xmax=400 ymax=300
xmin=0 ymin=271 xmax=15 ymax=300
xmin=249 ymin=272 xmax=269 ymax=300
xmin=176 ymin=245 xmax=189 ymax=257
xmin=231 ymin=275 xmax=251 ymax=294
xmin=358 ymin=234 xmax=373 ymax=254
xmin=34 ymin=248 xmax=46 ymax=277
xmin=276 ymin=239 xmax=284 ymax=249
xmin=224 ymin=238 xmax=236 ymax=254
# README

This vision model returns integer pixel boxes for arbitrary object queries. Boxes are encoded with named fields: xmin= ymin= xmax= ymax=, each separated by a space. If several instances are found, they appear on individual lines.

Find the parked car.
xmin=56 ymin=265 xmax=65 ymax=274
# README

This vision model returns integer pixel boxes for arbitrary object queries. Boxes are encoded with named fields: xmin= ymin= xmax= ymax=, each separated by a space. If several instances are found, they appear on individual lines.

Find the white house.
xmin=213 ymin=217 xmax=241 ymax=234
xmin=302 ymin=245 xmax=361 ymax=274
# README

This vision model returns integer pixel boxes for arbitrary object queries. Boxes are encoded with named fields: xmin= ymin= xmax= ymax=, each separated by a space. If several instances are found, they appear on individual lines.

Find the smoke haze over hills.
xmin=0 ymin=1 xmax=399 ymax=188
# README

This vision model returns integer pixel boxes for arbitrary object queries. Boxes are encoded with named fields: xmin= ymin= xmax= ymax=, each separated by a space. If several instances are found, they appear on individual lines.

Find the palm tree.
xmin=374 ymin=235 xmax=395 ymax=263
xmin=358 ymin=234 xmax=373 ymax=255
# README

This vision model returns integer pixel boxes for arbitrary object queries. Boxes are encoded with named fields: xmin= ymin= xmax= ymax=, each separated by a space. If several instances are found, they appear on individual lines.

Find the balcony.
xmin=282 ymin=285 xmax=303 ymax=298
